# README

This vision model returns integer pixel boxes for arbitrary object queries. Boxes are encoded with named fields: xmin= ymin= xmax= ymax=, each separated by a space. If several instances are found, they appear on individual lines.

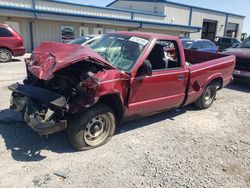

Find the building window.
xmin=61 ymin=25 xmax=75 ymax=43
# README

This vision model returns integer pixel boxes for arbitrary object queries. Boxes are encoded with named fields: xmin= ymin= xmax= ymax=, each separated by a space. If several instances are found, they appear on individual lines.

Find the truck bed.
xmin=183 ymin=49 xmax=236 ymax=106
xmin=184 ymin=49 xmax=228 ymax=64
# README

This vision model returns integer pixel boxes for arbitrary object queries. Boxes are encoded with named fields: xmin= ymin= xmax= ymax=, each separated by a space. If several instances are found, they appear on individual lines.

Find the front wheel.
xmin=194 ymin=84 xmax=217 ymax=109
xmin=68 ymin=104 xmax=116 ymax=151
xmin=0 ymin=48 xmax=12 ymax=62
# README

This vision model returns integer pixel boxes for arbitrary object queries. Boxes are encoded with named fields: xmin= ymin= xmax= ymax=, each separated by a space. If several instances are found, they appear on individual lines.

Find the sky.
xmin=62 ymin=0 xmax=249 ymax=33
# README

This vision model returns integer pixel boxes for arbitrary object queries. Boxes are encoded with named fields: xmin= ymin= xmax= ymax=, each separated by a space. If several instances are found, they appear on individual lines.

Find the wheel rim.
xmin=204 ymin=87 xmax=214 ymax=105
xmin=83 ymin=113 xmax=112 ymax=146
xmin=0 ymin=50 xmax=11 ymax=61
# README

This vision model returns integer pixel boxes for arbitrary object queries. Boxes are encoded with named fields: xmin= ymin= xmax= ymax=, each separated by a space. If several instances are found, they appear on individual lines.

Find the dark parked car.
xmin=222 ymin=36 xmax=250 ymax=80
xmin=181 ymin=39 xmax=218 ymax=53
xmin=9 ymin=32 xmax=235 ymax=151
xmin=0 ymin=24 xmax=25 ymax=62
xmin=215 ymin=37 xmax=240 ymax=51
xmin=68 ymin=35 xmax=101 ymax=45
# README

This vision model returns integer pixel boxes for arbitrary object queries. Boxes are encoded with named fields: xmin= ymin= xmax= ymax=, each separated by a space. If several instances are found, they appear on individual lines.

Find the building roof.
xmin=106 ymin=0 xmax=245 ymax=18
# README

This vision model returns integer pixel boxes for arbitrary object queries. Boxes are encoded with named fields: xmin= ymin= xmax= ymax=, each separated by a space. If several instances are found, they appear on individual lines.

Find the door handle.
xmin=178 ymin=74 xmax=185 ymax=81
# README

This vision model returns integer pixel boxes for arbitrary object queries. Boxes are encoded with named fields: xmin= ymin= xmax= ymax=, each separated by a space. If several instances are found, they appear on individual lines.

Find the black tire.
xmin=194 ymin=83 xmax=217 ymax=109
xmin=0 ymin=48 xmax=12 ymax=62
xmin=68 ymin=104 xmax=116 ymax=151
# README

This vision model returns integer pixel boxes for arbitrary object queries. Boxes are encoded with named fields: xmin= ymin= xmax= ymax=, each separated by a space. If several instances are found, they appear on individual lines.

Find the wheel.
xmin=0 ymin=48 xmax=12 ymax=62
xmin=194 ymin=83 xmax=217 ymax=109
xmin=68 ymin=104 xmax=116 ymax=151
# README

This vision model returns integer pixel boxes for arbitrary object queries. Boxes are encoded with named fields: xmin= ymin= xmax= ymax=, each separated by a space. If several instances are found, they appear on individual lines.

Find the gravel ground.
xmin=0 ymin=56 xmax=249 ymax=188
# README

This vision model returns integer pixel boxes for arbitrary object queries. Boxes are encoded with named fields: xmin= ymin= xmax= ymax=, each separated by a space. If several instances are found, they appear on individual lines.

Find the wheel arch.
xmin=98 ymin=93 xmax=124 ymax=124
xmin=204 ymin=73 xmax=223 ymax=90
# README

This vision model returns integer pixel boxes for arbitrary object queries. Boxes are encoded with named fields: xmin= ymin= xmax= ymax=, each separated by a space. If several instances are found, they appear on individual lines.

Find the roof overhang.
xmin=0 ymin=6 xmax=201 ymax=33
xmin=107 ymin=0 xmax=245 ymax=18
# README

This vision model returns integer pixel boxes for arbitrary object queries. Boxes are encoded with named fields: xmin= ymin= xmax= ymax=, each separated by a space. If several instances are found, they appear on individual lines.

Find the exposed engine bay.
xmin=9 ymin=60 xmax=108 ymax=135
xmin=25 ymin=60 xmax=104 ymax=97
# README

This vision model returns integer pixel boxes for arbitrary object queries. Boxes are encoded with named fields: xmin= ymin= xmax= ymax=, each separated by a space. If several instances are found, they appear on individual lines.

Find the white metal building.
xmin=0 ymin=0 xmax=245 ymax=52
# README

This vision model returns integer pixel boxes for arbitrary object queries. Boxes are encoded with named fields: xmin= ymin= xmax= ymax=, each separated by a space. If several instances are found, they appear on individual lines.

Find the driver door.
xmin=127 ymin=40 xmax=189 ymax=116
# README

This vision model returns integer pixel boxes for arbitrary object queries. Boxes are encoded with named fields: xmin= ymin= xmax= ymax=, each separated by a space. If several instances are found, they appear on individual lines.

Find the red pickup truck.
xmin=9 ymin=32 xmax=235 ymax=151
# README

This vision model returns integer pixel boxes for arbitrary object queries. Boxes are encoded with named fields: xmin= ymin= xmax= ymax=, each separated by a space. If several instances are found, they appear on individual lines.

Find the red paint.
xmin=0 ymin=24 xmax=25 ymax=56
xmin=27 ymin=42 xmax=116 ymax=80
xmin=26 ymin=31 xmax=235 ymax=118
xmin=222 ymin=47 xmax=250 ymax=79
xmin=223 ymin=48 xmax=250 ymax=59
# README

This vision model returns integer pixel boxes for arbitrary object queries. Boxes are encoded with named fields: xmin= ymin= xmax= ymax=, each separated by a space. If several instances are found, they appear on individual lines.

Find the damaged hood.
xmin=27 ymin=42 xmax=116 ymax=80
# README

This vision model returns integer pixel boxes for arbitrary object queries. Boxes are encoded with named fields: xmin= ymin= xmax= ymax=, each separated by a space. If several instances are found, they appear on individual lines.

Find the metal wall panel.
xmin=133 ymin=13 xmax=165 ymax=23
xmin=164 ymin=3 xmax=190 ymax=25
xmin=108 ymin=1 xmax=165 ymax=15
xmin=19 ymin=20 xmax=31 ymax=52
xmin=36 ymin=0 xmax=131 ymax=20
xmin=33 ymin=20 xmax=62 ymax=48
xmin=140 ymin=28 xmax=181 ymax=36
xmin=0 ymin=9 xmax=34 ymax=18
xmin=32 ymin=20 xmax=133 ymax=49
xmin=190 ymin=9 xmax=226 ymax=40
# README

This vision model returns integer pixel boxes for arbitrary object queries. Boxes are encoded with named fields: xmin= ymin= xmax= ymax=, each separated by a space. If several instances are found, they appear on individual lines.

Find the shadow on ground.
xmin=226 ymin=80 xmax=250 ymax=93
xmin=0 ymin=106 xmax=191 ymax=162
xmin=0 ymin=59 xmax=21 ymax=63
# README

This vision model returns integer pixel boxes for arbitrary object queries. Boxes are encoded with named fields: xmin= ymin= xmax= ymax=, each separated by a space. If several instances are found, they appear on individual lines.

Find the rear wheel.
xmin=194 ymin=84 xmax=217 ymax=109
xmin=68 ymin=104 xmax=116 ymax=151
xmin=0 ymin=48 xmax=12 ymax=62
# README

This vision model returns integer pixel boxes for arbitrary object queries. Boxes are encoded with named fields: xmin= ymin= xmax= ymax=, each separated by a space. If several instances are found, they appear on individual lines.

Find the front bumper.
xmin=9 ymin=83 xmax=67 ymax=135
xmin=12 ymin=47 xmax=25 ymax=57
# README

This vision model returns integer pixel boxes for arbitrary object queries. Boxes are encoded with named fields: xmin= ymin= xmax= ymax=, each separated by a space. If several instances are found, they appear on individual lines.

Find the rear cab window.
xmin=146 ymin=40 xmax=181 ymax=71
xmin=0 ymin=27 xmax=13 ymax=37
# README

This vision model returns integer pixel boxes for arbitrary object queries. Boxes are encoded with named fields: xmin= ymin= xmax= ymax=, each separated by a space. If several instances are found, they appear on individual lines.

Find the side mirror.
xmin=142 ymin=60 xmax=152 ymax=76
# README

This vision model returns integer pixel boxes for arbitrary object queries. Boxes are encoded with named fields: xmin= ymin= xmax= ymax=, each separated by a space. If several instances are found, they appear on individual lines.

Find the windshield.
xmin=68 ymin=36 xmax=93 ymax=45
xmin=240 ymin=36 xmax=250 ymax=48
xmin=89 ymin=34 xmax=149 ymax=71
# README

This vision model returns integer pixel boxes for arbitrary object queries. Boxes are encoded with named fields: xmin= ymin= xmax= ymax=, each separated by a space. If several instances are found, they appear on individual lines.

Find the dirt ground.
xmin=0 ymin=56 xmax=250 ymax=188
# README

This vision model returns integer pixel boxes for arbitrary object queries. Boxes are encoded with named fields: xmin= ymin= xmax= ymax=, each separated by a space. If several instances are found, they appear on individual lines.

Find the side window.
xmin=0 ymin=28 xmax=13 ymax=37
xmin=146 ymin=40 xmax=181 ymax=70
xmin=191 ymin=41 xmax=202 ymax=49
xmin=202 ymin=41 xmax=211 ymax=48
xmin=221 ymin=38 xmax=231 ymax=45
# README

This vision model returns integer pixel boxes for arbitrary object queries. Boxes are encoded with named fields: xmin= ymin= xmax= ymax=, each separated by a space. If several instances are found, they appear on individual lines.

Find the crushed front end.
xmin=9 ymin=83 xmax=68 ymax=134
xmin=8 ymin=42 xmax=114 ymax=135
